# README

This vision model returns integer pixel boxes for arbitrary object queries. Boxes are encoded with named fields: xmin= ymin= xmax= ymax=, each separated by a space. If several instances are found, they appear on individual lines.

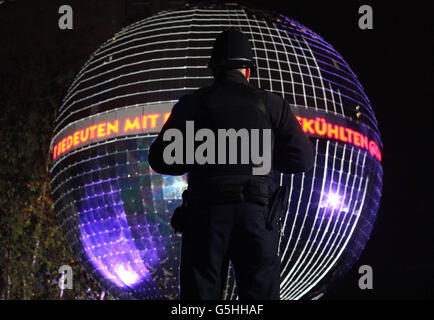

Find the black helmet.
xmin=208 ymin=28 xmax=256 ymax=70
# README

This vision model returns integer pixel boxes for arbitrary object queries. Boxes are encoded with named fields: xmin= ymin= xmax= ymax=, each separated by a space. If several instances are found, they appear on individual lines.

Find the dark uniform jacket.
xmin=148 ymin=69 xmax=315 ymax=187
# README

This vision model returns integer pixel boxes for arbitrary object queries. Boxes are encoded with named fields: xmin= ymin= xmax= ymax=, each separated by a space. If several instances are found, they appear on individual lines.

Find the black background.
xmin=0 ymin=0 xmax=432 ymax=300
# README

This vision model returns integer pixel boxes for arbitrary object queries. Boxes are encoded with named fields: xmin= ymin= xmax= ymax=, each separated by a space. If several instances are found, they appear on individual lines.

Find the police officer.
xmin=149 ymin=28 xmax=315 ymax=300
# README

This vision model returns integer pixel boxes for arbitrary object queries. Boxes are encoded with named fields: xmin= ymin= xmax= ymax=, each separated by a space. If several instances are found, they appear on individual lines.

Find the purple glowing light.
xmin=78 ymin=179 xmax=156 ymax=288
xmin=320 ymin=192 xmax=349 ymax=213
xmin=114 ymin=263 xmax=141 ymax=286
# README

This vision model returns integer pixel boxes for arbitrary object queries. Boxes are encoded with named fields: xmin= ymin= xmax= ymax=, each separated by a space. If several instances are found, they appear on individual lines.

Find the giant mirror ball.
xmin=50 ymin=2 xmax=383 ymax=300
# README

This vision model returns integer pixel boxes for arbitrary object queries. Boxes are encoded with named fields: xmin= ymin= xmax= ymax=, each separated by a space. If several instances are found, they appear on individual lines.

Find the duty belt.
xmin=186 ymin=179 xmax=277 ymax=207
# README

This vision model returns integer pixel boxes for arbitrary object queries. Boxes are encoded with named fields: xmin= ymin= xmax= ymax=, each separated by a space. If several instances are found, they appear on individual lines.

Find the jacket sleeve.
xmin=268 ymin=93 xmax=316 ymax=174
xmin=148 ymin=95 xmax=193 ymax=176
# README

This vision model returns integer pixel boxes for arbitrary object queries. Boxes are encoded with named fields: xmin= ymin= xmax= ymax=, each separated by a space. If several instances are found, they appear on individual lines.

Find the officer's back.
xmin=148 ymin=28 xmax=315 ymax=300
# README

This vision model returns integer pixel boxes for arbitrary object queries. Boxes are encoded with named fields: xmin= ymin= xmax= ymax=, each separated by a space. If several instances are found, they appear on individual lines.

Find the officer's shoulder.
xmin=249 ymin=85 xmax=284 ymax=103
xmin=173 ymin=87 xmax=211 ymax=111
xmin=251 ymin=87 xmax=285 ymax=108
xmin=177 ymin=86 xmax=209 ymax=99
xmin=191 ymin=86 xmax=212 ymax=98
xmin=265 ymin=90 xmax=286 ymax=106
xmin=177 ymin=87 xmax=211 ymax=104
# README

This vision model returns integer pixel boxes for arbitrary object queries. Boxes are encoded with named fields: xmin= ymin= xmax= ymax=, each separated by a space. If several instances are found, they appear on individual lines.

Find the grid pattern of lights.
xmin=50 ymin=3 xmax=382 ymax=300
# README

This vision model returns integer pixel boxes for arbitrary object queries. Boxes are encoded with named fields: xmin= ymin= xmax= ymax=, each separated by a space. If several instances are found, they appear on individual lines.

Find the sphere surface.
xmin=50 ymin=3 xmax=383 ymax=300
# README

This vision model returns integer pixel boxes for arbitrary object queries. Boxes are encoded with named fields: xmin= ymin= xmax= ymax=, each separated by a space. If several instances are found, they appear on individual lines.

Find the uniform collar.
xmin=214 ymin=69 xmax=249 ymax=86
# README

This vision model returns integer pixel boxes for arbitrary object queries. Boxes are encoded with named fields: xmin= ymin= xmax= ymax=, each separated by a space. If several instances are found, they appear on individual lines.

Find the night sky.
xmin=0 ymin=0 xmax=431 ymax=299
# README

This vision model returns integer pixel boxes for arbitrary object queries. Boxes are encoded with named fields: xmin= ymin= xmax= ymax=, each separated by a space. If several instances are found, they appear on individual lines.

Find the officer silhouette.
xmin=149 ymin=28 xmax=315 ymax=300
